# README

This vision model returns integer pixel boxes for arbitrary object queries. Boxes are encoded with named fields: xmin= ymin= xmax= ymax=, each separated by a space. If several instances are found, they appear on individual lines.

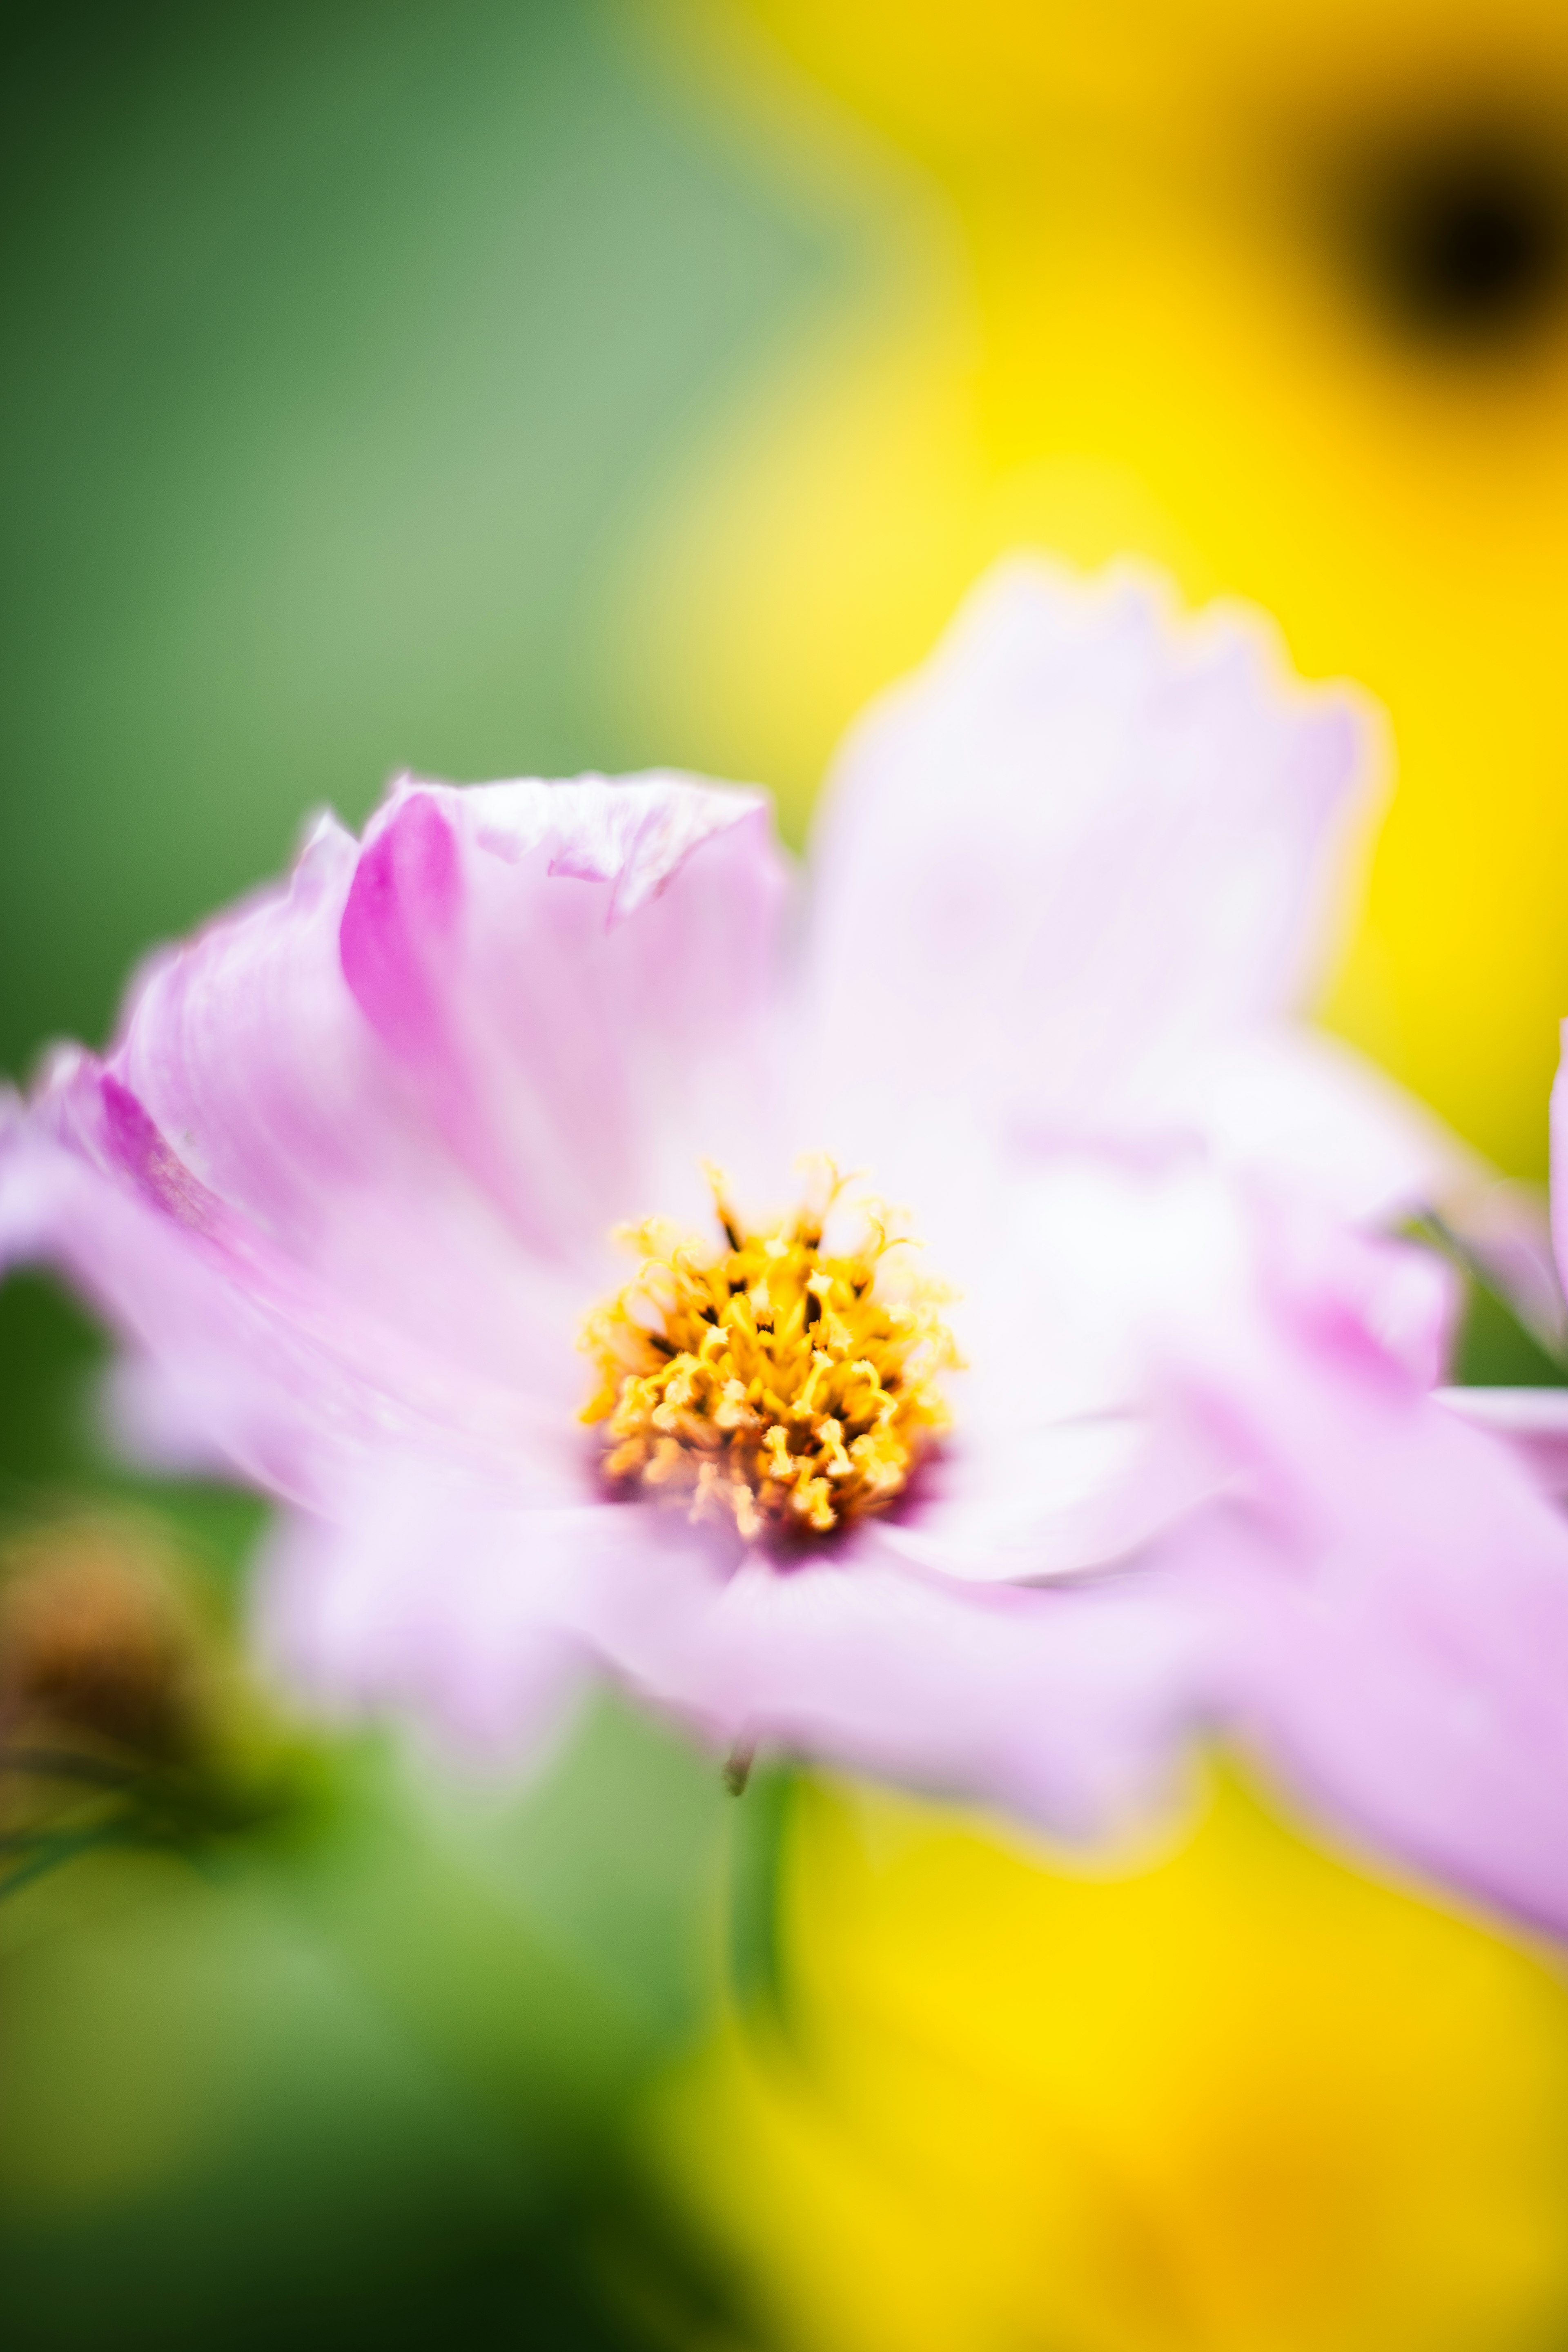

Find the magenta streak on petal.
xmin=340 ymin=791 xmax=461 ymax=1062
xmin=99 ymin=1074 xmax=221 ymax=1234
xmin=336 ymin=786 xmax=540 ymax=1245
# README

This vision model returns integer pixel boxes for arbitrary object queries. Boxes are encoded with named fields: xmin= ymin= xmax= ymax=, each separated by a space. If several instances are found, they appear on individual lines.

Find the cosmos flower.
xmin=3 ymin=562 xmax=1566 ymax=1932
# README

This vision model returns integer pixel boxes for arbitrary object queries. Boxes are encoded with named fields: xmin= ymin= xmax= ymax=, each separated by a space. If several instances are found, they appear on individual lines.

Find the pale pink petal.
xmin=1252 ymin=1194 xmax=1461 ymax=1392
xmin=116 ymin=774 xmax=788 ymax=1306
xmin=4 ymin=1091 xmax=582 ymax=1508
xmin=1179 ymin=1290 xmax=1568 ymax=1938
xmin=9 ymin=775 xmax=791 ymax=1497
xmin=606 ymin=1545 xmax=1209 ymax=1842
xmin=1167 ymin=1027 xmax=1471 ymax=1224
xmin=260 ymin=1473 xmax=1209 ymax=1844
xmin=1435 ymin=1386 xmax=1568 ymax=1503
xmin=806 ymin=559 xmax=1377 ymax=1168
xmin=258 ymin=1484 xmax=610 ymax=1768
xmin=883 ymin=1158 xmax=1454 ymax=1594
xmin=334 ymin=776 xmax=795 ymax=1256
xmin=875 ymin=1154 xmax=1252 ymax=1584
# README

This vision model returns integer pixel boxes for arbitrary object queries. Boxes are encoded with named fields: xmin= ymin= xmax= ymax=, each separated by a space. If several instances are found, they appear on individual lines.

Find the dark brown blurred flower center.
xmin=1338 ymin=118 xmax=1568 ymax=347
xmin=0 ymin=1526 xmax=199 ymax=1763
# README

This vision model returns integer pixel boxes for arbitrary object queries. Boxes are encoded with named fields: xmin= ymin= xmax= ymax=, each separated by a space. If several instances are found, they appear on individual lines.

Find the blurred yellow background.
xmin=621 ymin=0 xmax=1568 ymax=1176
xmin=662 ymin=1770 xmax=1568 ymax=2352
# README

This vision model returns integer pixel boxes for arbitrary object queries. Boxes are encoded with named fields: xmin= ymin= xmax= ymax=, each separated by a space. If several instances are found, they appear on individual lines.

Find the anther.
xmin=580 ymin=1166 xmax=958 ymax=1542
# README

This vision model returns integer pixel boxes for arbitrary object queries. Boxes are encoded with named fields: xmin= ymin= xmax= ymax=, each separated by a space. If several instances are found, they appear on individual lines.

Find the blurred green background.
xmin=0 ymin=1255 xmax=769 ymax=2349
xmin=0 ymin=3 xmax=831 ymax=2343
xmin=0 ymin=0 xmax=840 ymax=1084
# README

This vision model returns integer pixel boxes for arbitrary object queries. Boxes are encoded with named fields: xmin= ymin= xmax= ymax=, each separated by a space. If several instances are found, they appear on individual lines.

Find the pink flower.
xmin=4 ymin=563 xmax=1567 ymax=1933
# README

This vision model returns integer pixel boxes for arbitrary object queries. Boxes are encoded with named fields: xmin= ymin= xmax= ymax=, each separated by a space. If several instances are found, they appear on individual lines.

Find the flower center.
xmin=581 ymin=1168 xmax=958 ymax=1542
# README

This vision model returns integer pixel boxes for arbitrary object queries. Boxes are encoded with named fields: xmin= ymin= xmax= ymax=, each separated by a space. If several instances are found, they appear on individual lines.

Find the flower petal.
xmin=1191 ymin=1316 xmax=1568 ymax=1938
xmin=258 ymin=1484 xmax=605 ymax=1768
xmin=1170 ymin=1027 xmax=1470 ymax=1223
xmin=4 ymin=1076 xmax=582 ymax=1506
xmin=258 ymin=1471 xmax=1210 ymax=1844
xmin=1435 ymin=1386 xmax=1568 ymax=1503
xmin=119 ymin=774 xmax=789 ymax=1282
xmin=883 ymin=1153 xmax=1253 ymax=1584
xmin=7 ymin=774 xmax=791 ymax=1497
xmin=614 ymin=1545 xmax=1210 ymax=1843
xmin=806 ymin=559 xmax=1383 ymax=1169
xmin=336 ymin=775 xmax=794 ymax=1256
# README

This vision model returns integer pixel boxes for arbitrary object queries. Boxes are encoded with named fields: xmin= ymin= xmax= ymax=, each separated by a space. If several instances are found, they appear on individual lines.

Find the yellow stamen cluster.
xmin=581 ymin=1169 xmax=958 ymax=1542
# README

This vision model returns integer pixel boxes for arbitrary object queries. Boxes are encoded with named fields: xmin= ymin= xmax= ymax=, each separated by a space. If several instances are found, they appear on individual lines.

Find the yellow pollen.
xmin=580 ymin=1165 xmax=960 ymax=1541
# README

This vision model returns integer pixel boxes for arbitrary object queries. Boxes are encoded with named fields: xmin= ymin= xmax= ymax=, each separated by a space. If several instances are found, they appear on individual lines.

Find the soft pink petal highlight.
xmin=807 ymin=559 xmax=1379 ymax=1167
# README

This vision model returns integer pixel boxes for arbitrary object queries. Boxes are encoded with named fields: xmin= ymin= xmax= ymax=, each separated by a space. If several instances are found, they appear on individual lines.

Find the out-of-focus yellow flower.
xmin=627 ymin=0 xmax=1568 ymax=1173
xmin=624 ymin=22 xmax=1568 ymax=2342
xmin=655 ymin=1768 xmax=1568 ymax=2352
